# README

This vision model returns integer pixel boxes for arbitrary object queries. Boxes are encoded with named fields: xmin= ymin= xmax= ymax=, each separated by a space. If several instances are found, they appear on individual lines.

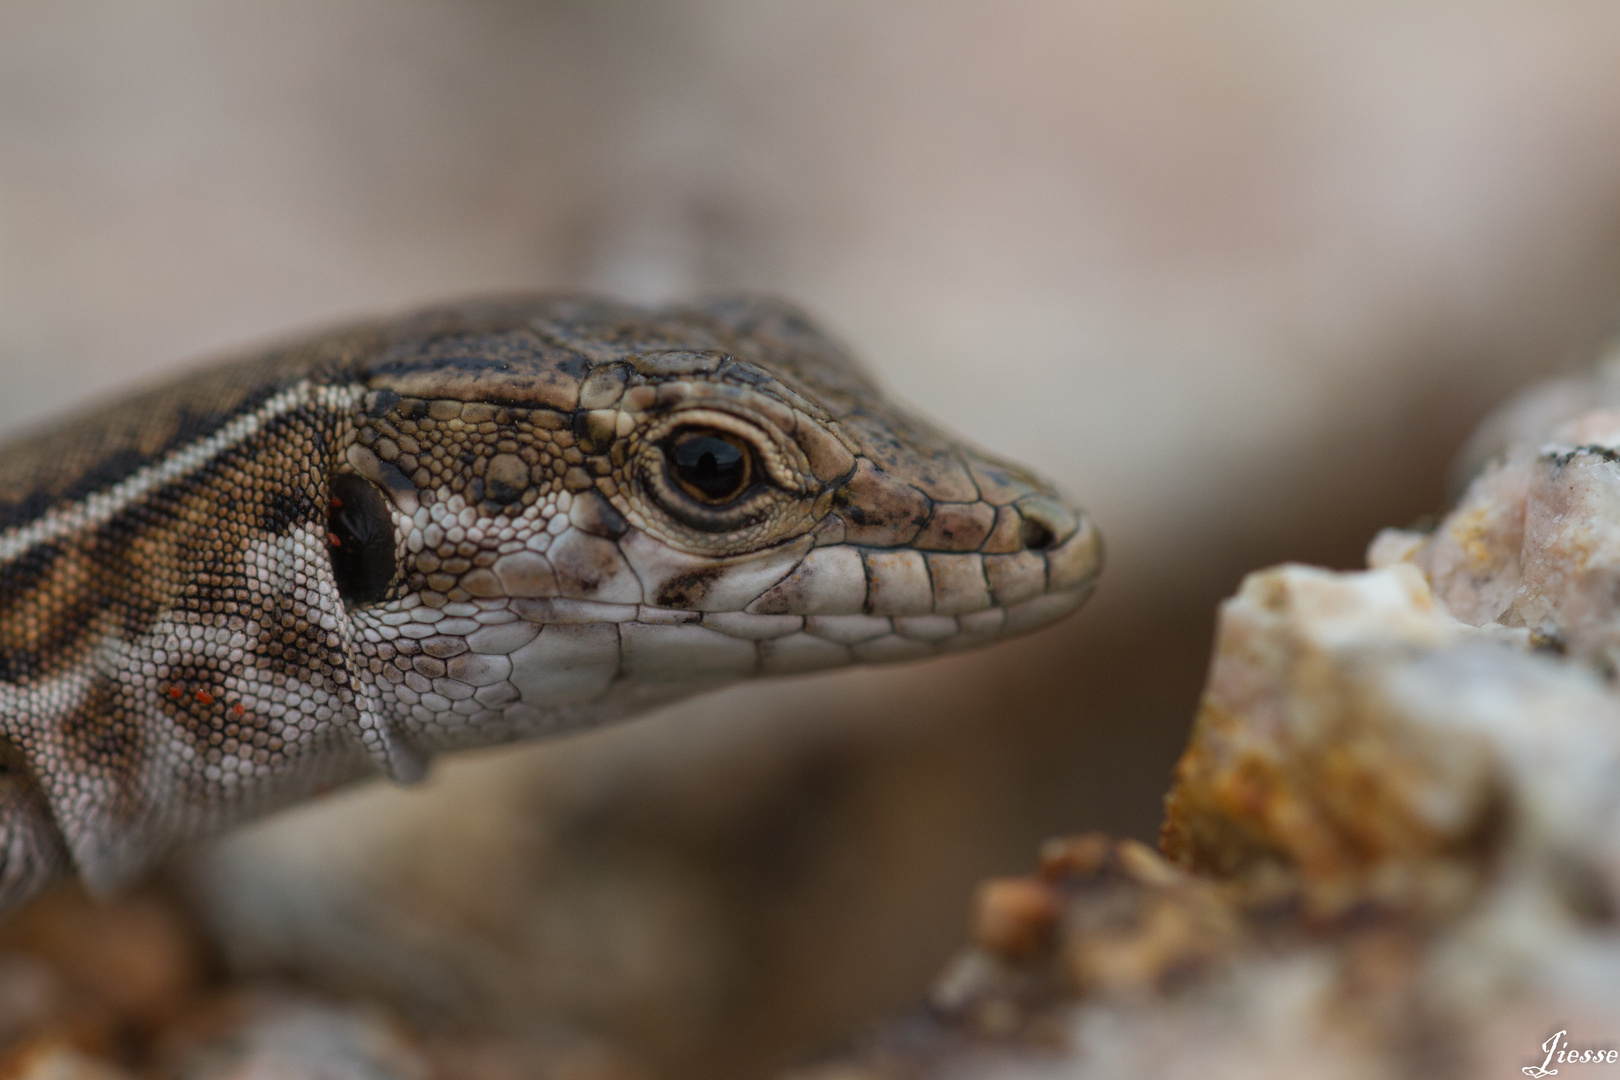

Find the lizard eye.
xmin=327 ymin=473 xmax=396 ymax=606
xmin=667 ymin=429 xmax=754 ymax=505
xmin=636 ymin=412 xmax=795 ymax=538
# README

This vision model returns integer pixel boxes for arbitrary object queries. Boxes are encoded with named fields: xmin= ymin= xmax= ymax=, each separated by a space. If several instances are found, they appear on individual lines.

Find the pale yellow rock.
xmin=1364 ymin=527 xmax=1425 ymax=569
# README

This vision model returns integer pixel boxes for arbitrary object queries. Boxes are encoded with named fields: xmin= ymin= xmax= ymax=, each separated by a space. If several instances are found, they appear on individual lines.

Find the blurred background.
xmin=6 ymin=2 xmax=1620 ymax=1077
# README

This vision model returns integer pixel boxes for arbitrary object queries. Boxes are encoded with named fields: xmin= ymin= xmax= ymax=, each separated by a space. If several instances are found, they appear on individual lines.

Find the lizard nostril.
xmin=1015 ymin=496 xmax=1076 ymax=552
xmin=1020 ymin=516 xmax=1056 ymax=552
xmin=1010 ymin=495 xmax=1075 ymax=553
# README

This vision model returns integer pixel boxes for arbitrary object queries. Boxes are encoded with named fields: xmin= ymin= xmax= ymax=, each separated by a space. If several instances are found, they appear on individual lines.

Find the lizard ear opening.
xmin=327 ymin=473 xmax=397 ymax=607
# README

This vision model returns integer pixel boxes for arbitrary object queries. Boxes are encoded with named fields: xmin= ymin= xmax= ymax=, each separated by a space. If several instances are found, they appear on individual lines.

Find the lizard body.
xmin=0 ymin=295 xmax=1100 ymax=909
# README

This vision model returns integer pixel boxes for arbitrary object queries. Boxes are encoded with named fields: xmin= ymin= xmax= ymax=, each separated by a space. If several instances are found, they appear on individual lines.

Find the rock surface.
xmin=788 ymin=362 xmax=1620 ymax=1078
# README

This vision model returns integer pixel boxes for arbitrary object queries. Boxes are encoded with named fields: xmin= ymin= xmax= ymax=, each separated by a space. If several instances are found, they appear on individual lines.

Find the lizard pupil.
xmin=327 ymin=473 xmax=396 ymax=606
xmin=669 ymin=430 xmax=752 ymax=503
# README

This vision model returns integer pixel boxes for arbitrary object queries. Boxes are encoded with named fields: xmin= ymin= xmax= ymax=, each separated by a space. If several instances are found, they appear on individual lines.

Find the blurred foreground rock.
xmin=788 ymin=363 xmax=1620 ymax=1078
xmin=0 ymin=888 xmax=652 ymax=1079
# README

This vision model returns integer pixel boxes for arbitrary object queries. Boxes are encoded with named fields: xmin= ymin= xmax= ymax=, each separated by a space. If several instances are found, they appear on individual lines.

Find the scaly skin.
xmin=0 ymin=295 xmax=1100 ymax=908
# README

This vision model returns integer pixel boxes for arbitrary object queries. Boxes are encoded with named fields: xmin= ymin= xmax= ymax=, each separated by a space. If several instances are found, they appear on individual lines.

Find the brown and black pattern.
xmin=0 ymin=295 xmax=1102 ymax=911
xmin=0 ymin=380 xmax=383 ymax=893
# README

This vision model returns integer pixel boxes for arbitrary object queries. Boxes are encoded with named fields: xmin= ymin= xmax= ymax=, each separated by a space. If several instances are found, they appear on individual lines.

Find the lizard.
xmin=0 ymin=294 xmax=1101 ymax=914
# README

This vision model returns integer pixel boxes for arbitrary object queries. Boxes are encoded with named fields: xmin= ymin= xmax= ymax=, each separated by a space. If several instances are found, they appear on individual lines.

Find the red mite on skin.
xmin=167 ymin=685 xmax=183 ymax=700
xmin=327 ymin=494 xmax=345 ymax=548
xmin=232 ymin=703 xmax=245 ymax=717
xmin=194 ymin=690 xmax=213 ymax=705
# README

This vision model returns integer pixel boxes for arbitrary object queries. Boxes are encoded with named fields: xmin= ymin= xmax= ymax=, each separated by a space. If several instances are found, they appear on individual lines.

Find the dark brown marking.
xmin=833 ymin=460 xmax=933 ymax=547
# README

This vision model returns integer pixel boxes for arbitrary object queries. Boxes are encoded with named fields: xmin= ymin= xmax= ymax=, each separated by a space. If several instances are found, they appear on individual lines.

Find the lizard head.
xmin=0 ymin=293 xmax=1099 ymax=902
xmin=335 ymin=296 xmax=1101 ymax=751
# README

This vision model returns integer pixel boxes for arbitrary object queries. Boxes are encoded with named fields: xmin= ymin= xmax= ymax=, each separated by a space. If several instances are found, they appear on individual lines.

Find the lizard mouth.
xmin=341 ymin=499 xmax=1100 ymax=750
